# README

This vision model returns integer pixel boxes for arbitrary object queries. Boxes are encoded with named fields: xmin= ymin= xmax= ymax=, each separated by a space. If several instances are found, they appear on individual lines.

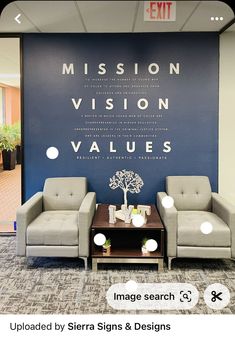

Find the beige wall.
xmin=219 ymin=31 xmax=235 ymax=201
xmin=5 ymin=86 xmax=21 ymax=125
xmin=0 ymin=84 xmax=20 ymax=125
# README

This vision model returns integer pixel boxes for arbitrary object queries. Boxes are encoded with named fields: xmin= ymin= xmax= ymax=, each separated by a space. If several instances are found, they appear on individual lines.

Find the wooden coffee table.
xmin=91 ymin=204 xmax=165 ymax=271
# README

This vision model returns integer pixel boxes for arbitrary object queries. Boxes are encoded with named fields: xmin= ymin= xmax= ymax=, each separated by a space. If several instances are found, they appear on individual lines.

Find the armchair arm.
xmin=212 ymin=193 xmax=235 ymax=258
xmin=78 ymin=192 xmax=96 ymax=257
xmin=156 ymin=192 xmax=178 ymax=257
xmin=16 ymin=192 xmax=43 ymax=256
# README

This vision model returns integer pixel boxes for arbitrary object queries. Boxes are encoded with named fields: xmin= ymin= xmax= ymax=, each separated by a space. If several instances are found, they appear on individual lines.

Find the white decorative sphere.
xmin=161 ymin=196 xmax=174 ymax=209
xmin=132 ymin=214 xmax=145 ymax=227
xmin=200 ymin=222 xmax=213 ymax=234
xmin=94 ymin=233 xmax=106 ymax=246
xmin=146 ymin=239 xmax=158 ymax=252
xmin=46 ymin=147 xmax=59 ymax=159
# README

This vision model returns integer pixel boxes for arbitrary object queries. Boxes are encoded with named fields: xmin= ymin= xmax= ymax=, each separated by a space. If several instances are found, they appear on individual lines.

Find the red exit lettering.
xmin=147 ymin=1 xmax=172 ymax=20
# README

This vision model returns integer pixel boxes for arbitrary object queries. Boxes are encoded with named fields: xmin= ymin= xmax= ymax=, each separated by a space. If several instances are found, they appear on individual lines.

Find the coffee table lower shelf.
xmin=92 ymin=257 xmax=164 ymax=272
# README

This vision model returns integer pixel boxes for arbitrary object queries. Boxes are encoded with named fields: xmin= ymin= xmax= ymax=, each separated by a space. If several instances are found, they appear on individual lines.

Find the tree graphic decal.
xmin=109 ymin=169 xmax=144 ymax=206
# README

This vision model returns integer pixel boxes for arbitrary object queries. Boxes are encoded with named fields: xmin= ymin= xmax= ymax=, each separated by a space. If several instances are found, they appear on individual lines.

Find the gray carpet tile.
xmin=0 ymin=237 xmax=234 ymax=314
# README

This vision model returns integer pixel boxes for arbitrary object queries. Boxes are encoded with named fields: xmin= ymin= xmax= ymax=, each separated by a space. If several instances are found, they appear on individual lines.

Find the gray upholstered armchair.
xmin=157 ymin=176 xmax=235 ymax=269
xmin=16 ymin=177 xmax=96 ymax=269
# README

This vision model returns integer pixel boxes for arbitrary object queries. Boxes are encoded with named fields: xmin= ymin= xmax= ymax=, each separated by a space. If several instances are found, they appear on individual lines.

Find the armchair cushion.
xmin=27 ymin=211 xmax=78 ymax=246
xmin=166 ymin=176 xmax=212 ymax=211
xmin=43 ymin=177 xmax=87 ymax=211
xmin=178 ymin=211 xmax=230 ymax=247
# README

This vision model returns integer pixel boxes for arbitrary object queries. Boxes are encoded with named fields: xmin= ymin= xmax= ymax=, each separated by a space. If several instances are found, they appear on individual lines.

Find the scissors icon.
xmin=211 ymin=291 xmax=223 ymax=302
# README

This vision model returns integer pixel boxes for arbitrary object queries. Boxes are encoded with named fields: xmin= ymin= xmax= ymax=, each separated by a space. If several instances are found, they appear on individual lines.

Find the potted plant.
xmin=12 ymin=122 xmax=21 ymax=164
xmin=0 ymin=125 xmax=17 ymax=170
xmin=102 ymin=238 xmax=111 ymax=255
xmin=141 ymin=237 xmax=149 ymax=255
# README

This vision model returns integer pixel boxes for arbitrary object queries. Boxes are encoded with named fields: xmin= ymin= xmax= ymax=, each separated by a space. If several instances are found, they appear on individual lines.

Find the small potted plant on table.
xmin=102 ymin=238 xmax=111 ymax=255
xmin=141 ymin=237 xmax=150 ymax=255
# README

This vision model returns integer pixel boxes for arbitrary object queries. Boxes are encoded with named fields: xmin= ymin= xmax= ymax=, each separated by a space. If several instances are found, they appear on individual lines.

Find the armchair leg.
xmin=26 ymin=257 xmax=34 ymax=266
xmin=168 ymin=257 xmax=175 ymax=270
xmin=80 ymin=257 xmax=88 ymax=270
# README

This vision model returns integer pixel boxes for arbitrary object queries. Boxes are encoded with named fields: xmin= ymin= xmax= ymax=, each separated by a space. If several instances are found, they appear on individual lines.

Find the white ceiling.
xmin=0 ymin=1 xmax=234 ymax=33
xmin=0 ymin=1 xmax=234 ymax=88
xmin=227 ymin=22 xmax=235 ymax=31
xmin=0 ymin=38 xmax=20 ymax=88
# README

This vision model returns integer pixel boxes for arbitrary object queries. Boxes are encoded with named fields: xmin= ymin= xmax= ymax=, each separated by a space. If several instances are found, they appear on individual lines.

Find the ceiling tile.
xmin=16 ymin=1 xmax=85 ymax=32
xmin=182 ymin=1 xmax=234 ymax=31
xmin=77 ymin=1 xmax=137 ymax=32
xmin=227 ymin=22 xmax=235 ymax=31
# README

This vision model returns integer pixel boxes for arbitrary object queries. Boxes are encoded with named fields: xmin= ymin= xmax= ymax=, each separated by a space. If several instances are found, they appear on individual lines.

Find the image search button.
xmin=106 ymin=283 xmax=199 ymax=310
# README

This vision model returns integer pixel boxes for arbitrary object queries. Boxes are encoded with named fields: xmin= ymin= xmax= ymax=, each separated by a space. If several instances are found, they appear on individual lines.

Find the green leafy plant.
xmin=103 ymin=238 xmax=111 ymax=248
xmin=142 ymin=237 xmax=148 ymax=247
xmin=11 ymin=122 xmax=21 ymax=146
xmin=0 ymin=124 xmax=16 ymax=151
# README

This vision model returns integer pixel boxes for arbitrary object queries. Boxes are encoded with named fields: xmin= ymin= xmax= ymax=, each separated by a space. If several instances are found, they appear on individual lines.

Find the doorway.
xmin=0 ymin=37 xmax=21 ymax=235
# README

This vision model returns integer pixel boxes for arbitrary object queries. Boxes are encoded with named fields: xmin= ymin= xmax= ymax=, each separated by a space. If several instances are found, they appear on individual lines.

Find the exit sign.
xmin=144 ymin=1 xmax=176 ymax=21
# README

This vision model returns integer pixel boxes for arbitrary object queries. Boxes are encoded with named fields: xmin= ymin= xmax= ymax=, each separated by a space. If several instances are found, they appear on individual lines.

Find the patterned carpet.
xmin=0 ymin=164 xmax=21 ymax=232
xmin=0 ymin=237 xmax=234 ymax=314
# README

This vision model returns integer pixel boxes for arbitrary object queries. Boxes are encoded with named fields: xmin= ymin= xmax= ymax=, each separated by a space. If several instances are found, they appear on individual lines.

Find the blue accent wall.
xmin=23 ymin=33 xmax=219 ymax=204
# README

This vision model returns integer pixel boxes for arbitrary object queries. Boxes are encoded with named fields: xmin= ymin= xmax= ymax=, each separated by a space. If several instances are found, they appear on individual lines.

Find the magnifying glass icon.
xmin=180 ymin=290 xmax=192 ymax=302
xmin=183 ymin=293 xmax=189 ymax=300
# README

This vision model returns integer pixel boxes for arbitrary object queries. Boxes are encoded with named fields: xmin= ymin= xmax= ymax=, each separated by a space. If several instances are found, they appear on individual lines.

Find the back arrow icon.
xmin=15 ymin=14 xmax=21 ymax=24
